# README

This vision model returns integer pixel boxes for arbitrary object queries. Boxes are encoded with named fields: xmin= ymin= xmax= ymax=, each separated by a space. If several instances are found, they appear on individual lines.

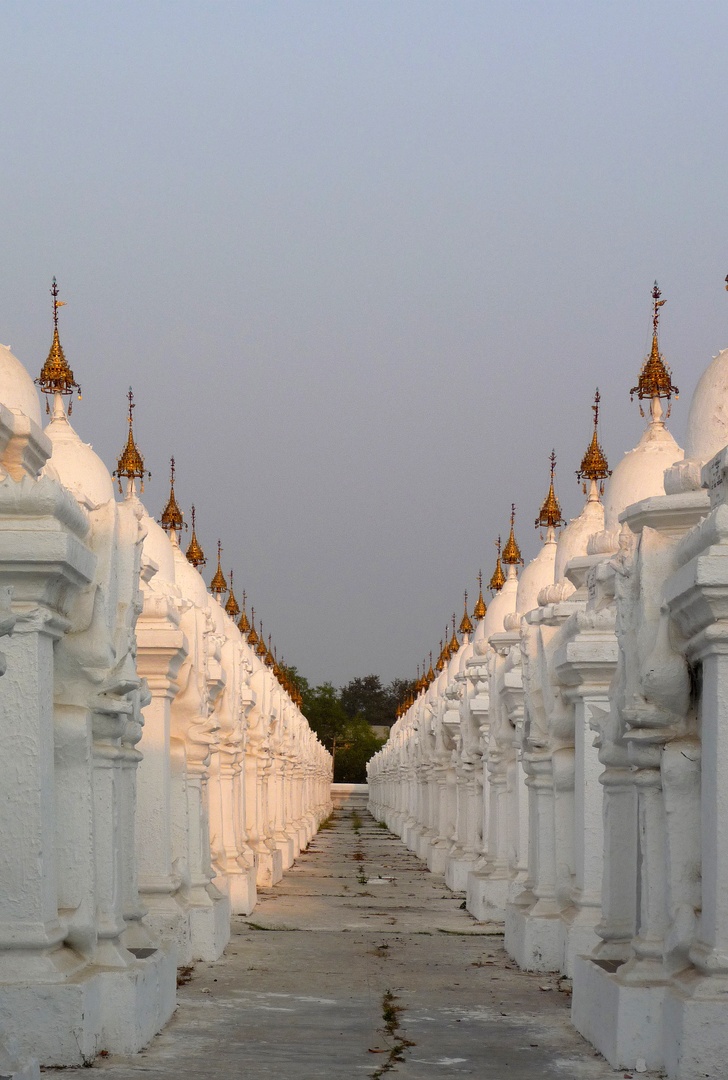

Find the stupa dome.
xmin=554 ymin=498 xmax=604 ymax=582
xmin=516 ymin=539 xmax=557 ymax=617
xmin=483 ymin=574 xmax=518 ymax=639
xmin=0 ymin=343 xmax=42 ymax=425
xmin=142 ymin=514 xmax=177 ymax=584
xmin=603 ymin=421 xmax=682 ymax=534
xmin=663 ymin=346 xmax=728 ymax=494
xmin=44 ymin=409 xmax=114 ymax=509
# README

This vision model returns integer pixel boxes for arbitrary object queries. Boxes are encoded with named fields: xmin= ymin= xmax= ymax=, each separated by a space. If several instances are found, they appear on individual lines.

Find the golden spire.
xmin=265 ymin=634 xmax=275 ymax=668
xmin=426 ymin=652 xmax=435 ymax=685
xmin=459 ymin=590 xmax=475 ymax=635
xmin=449 ymin=614 xmax=460 ymax=654
xmin=535 ymin=451 xmax=566 ymax=533
xmin=435 ymin=639 xmax=445 ymax=672
xmin=256 ymin=620 xmax=268 ymax=657
xmin=630 ymin=282 xmax=678 ymax=417
xmin=238 ymin=589 xmax=250 ymax=634
xmin=442 ymin=626 xmax=452 ymax=662
xmin=210 ymin=539 xmax=228 ymax=596
xmin=113 ymin=387 xmax=150 ymax=494
xmin=502 ymin=505 xmax=523 ymax=566
xmin=273 ymin=646 xmax=281 ymax=680
xmin=185 ymin=505 xmax=206 ymax=567
xmin=36 ymin=278 xmax=81 ymax=413
xmin=472 ymin=570 xmax=487 ymax=620
xmin=159 ymin=458 xmax=185 ymax=541
xmin=225 ymin=570 xmax=240 ymax=619
xmin=415 ymin=664 xmax=422 ymax=693
xmin=247 ymin=608 xmax=259 ymax=647
xmin=489 ymin=537 xmax=506 ymax=592
xmin=576 ymin=389 xmax=611 ymax=496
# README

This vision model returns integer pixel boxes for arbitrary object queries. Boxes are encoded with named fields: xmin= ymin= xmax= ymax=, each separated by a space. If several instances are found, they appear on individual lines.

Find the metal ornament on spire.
xmin=472 ymin=570 xmax=487 ymax=620
xmin=435 ymin=639 xmax=445 ymax=672
xmin=265 ymin=635 xmax=275 ymax=668
xmin=185 ymin=505 xmax=206 ymax=567
xmin=159 ymin=457 xmax=185 ymax=541
xmin=489 ymin=537 xmax=506 ymax=591
xmin=256 ymin=621 xmax=268 ymax=657
xmin=247 ymin=609 xmax=259 ymax=647
xmin=238 ymin=589 xmax=251 ymax=634
xmin=449 ymin=614 xmax=460 ymax=654
xmin=576 ymin=388 xmax=611 ymax=496
xmin=113 ymin=387 xmax=150 ymax=494
xmin=426 ymin=652 xmax=435 ymax=685
xmin=630 ymin=282 xmax=679 ymax=419
xmin=459 ymin=591 xmax=475 ymax=635
xmin=443 ymin=626 xmax=452 ymax=662
xmin=502 ymin=505 xmax=523 ymax=566
xmin=225 ymin=569 xmax=240 ymax=619
xmin=210 ymin=539 xmax=228 ymax=596
xmin=535 ymin=451 xmax=566 ymax=535
xmin=36 ymin=278 xmax=81 ymax=414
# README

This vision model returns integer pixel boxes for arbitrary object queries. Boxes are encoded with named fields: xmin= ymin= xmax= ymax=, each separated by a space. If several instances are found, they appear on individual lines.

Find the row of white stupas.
xmin=0 ymin=282 xmax=332 ymax=1073
xmin=369 ymin=283 xmax=728 ymax=1079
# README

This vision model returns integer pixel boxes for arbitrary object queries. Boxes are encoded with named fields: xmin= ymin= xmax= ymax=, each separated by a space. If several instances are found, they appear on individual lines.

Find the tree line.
xmin=282 ymin=672 xmax=415 ymax=783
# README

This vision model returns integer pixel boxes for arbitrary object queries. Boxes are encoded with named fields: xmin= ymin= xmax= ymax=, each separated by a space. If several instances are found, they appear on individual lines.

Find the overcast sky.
xmin=1 ymin=1 xmax=727 ymax=686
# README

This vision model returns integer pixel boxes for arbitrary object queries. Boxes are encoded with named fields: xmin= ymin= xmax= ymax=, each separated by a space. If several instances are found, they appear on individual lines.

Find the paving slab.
xmin=43 ymin=809 xmax=660 ymax=1079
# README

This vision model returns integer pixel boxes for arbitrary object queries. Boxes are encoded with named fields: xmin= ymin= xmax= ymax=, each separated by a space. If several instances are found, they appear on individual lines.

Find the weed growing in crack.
xmin=351 ymin=811 xmax=363 ymax=832
xmin=369 ymin=989 xmax=415 ymax=1078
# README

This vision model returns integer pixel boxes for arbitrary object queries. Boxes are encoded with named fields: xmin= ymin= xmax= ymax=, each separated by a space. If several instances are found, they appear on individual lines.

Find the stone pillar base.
xmin=445 ymin=854 xmax=479 ymax=892
xmin=226 ymin=865 xmax=258 ymax=916
xmin=189 ymin=891 xmax=230 ymax=961
xmin=426 ymin=840 xmax=450 ymax=875
xmin=661 ymin=970 xmax=728 ymax=1080
xmin=0 ymin=943 xmax=177 ymax=1066
xmin=140 ymin=893 xmax=192 ymax=964
xmin=505 ymin=903 xmax=562 ymax=972
xmin=257 ymin=847 xmax=284 ymax=888
xmin=276 ymin=835 xmax=296 ymax=871
xmin=0 ymin=1040 xmax=39 ymax=1080
xmin=466 ymin=870 xmax=508 ymax=923
xmin=571 ymin=953 xmax=666 ymax=1072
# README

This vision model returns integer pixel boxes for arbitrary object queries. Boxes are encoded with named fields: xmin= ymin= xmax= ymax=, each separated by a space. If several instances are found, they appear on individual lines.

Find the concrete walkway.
xmin=48 ymin=808 xmax=648 ymax=1079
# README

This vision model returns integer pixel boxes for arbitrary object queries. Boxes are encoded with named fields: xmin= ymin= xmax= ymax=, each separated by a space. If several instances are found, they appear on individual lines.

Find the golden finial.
xmin=576 ymin=389 xmax=611 ymax=496
xmin=256 ymin=620 xmax=268 ymax=657
xmin=449 ymin=614 xmax=460 ymax=654
xmin=36 ymin=278 xmax=81 ymax=414
xmin=502 ymin=505 xmax=523 ymax=566
xmin=159 ymin=457 xmax=186 ymax=541
xmin=459 ymin=591 xmax=475 ymax=635
xmin=210 ymin=539 xmax=228 ymax=596
xmin=113 ymin=387 xmax=150 ymax=494
xmin=273 ymin=646 xmax=281 ymax=679
xmin=443 ymin=626 xmax=452 ymax=662
xmin=435 ymin=639 xmax=445 ymax=672
xmin=247 ymin=608 xmax=259 ymax=647
xmin=225 ymin=570 xmax=240 ymax=619
xmin=237 ymin=589 xmax=250 ymax=634
xmin=489 ymin=537 xmax=506 ymax=592
xmin=426 ymin=652 xmax=435 ymax=684
xmin=265 ymin=634 xmax=275 ymax=667
xmin=472 ymin=570 xmax=487 ymax=620
xmin=535 ymin=451 xmax=566 ymax=533
xmin=415 ymin=663 xmax=422 ymax=693
xmin=630 ymin=282 xmax=678 ymax=418
xmin=185 ymin=505 xmax=206 ymax=567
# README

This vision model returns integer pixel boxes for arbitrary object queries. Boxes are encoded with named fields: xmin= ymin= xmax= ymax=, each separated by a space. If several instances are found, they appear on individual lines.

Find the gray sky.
xmin=2 ymin=1 xmax=728 ymax=686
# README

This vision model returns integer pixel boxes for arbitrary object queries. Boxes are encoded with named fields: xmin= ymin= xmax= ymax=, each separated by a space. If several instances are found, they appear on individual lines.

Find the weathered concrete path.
xmin=48 ymin=809 xmax=637 ymax=1079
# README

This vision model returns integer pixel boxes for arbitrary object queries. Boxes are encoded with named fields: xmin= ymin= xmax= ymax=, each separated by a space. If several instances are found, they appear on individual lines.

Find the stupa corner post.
xmin=368 ymin=287 xmax=728 ymax=1079
xmin=0 ymin=294 xmax=332 ymax=1067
